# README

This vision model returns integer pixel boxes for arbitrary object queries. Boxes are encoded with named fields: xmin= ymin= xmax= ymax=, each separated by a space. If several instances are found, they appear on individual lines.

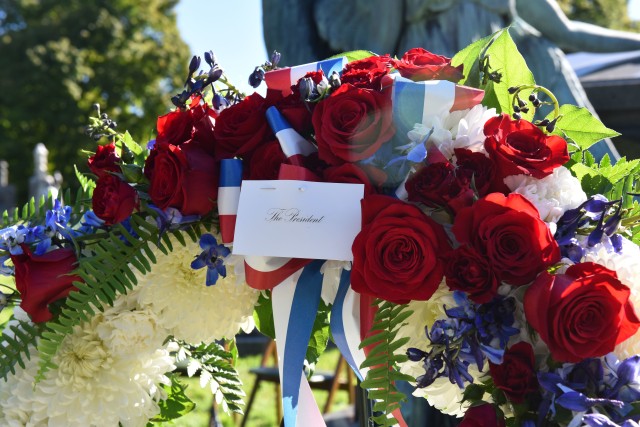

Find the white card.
xmin=232 ymin=180 xmax=364 ymax=261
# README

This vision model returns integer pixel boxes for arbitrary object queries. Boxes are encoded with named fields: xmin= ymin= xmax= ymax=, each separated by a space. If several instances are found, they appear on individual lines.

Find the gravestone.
xmin=0 ymin=161 xmax=16 ymax=213
xmin=28 ymin=143 xmax=62 ymax=204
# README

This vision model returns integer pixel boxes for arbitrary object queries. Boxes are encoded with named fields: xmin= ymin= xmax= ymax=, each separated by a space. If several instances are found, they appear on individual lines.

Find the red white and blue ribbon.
xmin=266 ymin=106 xmax=317 ymax=167
xmin=265 ymin=57 xmax=347 ymax=96
xmin=386 ymin=74 xmax=485 ymax=137
xmin=272 ymin=260 xmax=327 ymax=427
xmin=218 ymin=159 xmax=243 ymax=245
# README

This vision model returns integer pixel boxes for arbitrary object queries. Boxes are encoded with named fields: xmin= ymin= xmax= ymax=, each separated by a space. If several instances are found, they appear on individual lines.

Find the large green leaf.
xmin=253 ymin=292 xmax=275 ymax=339
xmin=451 ymin=30 xmax=502 ymax=88
xmin=150 ymin=376 xmax=195 ymax=422
xmin=546 ymin=104 xmax=620 ymax=151
xmin=480 ymin=30 xmax=535 ymax=118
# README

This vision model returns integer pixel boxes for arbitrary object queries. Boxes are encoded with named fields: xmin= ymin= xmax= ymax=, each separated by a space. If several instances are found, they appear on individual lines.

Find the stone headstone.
xmin=28 ymin=143 xmax=62 ymax=204
xmin=0 ymin=160 xmax=16 ymax=213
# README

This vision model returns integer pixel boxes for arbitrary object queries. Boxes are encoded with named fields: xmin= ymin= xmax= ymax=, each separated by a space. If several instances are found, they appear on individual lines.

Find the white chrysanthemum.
xmin=0 ymin=346 xmax=48 ymax=427
xmin=135 ymin=234 xmax=259 ymax=343
xmin=580 ymin=236 xmax=640 ymax=359
xmin=504 ymin=166 xmax=587 ymax=223
xmin=0 ymin=293 xmax=175 ymax=427
xmin=407 ymin=105 xmax=496 ymax=160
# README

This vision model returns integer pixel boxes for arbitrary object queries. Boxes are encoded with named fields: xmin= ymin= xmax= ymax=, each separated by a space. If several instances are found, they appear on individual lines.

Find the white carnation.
xmin=504 ymin=166 xmax=587 ymax=223
xmin=407 ymin=105 xmax=496 ymax=161
xmin=135 ymin=233 xmax=259 ymax=343
xmin=580 ymin=236 xmax=640 ymax=360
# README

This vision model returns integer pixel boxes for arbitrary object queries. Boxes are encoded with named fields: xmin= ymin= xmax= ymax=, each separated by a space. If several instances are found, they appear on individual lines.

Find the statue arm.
xmin=517 ymin=0 xmax=640 ymax=53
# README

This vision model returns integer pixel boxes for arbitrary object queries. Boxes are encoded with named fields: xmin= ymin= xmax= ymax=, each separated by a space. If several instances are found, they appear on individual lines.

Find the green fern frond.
xmin=34 ymin=219 xmax=201 ymax=382
xmin=178 ymin=340 xmax=245 ymax=415
xmin=359 ymin=300 xmax=415 ymax=427
xmin=74 ymin=165 xmax=96 ymax=196
xmin=0 ymin=321 xmax=41 ymax=380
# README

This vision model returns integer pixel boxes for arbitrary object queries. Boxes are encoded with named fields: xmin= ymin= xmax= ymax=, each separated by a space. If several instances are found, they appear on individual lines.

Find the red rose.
xmin=92 ymin=174 xmax=138 ymax=225
xmin=484 ymin=114 xmax=569 ymax=185
xmin=267 ymin=89 xmax=313 ymax=136
xmin=145 ymin=142 xmax=218 ymax=215
xmin=351 ymin=195 xmax=450 ymax=304
xmin=156 ymin=103 xmax=216 ymax=153
xmin=445 ymin=245 xmax=500 ymax=304
xmin=459 ymin=404 xmax=506 ymax=427
xmin=248 ymin=140 xmax=286 ymax=180
xmin=524 ymin=262 xmax=640 ymax=362
xmin=11 ymin=246 xmax=80 ymax=323
xmin=453 ymin=193 xmax=560 ymax=286
xmin=312 ymin=84 xmax=395 ymax=165
xmin=214 ymin=93 xmax=271 ymax=159
xmin=88 ymin=143 xmax=120 ymax=178
xmin=406 ymin=161 xmax=456 ymax=209
xmin=393 ymin=48 xmax=464 ymax=83
xmin=454 ymin=148 xmax=495 ymax=198
xmin=323 ymin=163 xmax=380 ymax=196
xmin=489 ymin=342 xmax=538 ymax=403
xmin=341 ymin=55 xmax=393 ymax=90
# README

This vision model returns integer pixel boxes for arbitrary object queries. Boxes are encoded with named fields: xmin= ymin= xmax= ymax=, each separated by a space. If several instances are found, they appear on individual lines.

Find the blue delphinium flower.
xmin=32 ymin=199 xmax=73 ymax=255
xmin=0 ymin=224 xmax=34 ymax=255
xmin=0 ymin=255 xmax=12 ymax=276
xmin=407 ymin=291 xmax=519 ymax=390
xmin=149 ymin=205 xmax=200 ymax=240
xmin=555 ymin=195 xmax=625 ymax=261
xmin=191 ymin=233 xmax=230 ymax=286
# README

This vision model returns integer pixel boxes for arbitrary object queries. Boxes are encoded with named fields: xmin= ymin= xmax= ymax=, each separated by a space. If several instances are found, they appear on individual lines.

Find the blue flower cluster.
xmin=407 ymin=291 xmax=519 ymax=389
xmin=555 ymin=195 xmax=623 ymax=262
xmin=538 ymin=354 xmax=640 ymax=427
xmin=190 ymin=233 xmax=230 ymax=286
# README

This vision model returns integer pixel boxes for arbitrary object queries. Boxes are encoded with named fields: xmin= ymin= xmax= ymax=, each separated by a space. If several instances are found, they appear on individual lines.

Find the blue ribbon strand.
xmin=282 ymin=259 xmax=325 ymax=426
xmin=329 ymin=269 xmax=364 ymax=382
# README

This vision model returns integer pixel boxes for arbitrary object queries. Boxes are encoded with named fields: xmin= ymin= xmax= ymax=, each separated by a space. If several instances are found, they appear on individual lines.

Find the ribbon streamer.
xmin=272 ymin=260 xmax=327 ymax=427
xmin=218 ymin=159 xmax=243 ymax=244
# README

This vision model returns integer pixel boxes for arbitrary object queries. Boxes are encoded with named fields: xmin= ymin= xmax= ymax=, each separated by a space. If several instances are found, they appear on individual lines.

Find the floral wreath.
xmin=1 ymin=28 xmax=639 ymax=427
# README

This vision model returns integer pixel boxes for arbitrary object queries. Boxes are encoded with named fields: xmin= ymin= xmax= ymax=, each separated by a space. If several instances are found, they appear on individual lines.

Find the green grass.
xmin=164 ymin=347 xmax=351 ymax=427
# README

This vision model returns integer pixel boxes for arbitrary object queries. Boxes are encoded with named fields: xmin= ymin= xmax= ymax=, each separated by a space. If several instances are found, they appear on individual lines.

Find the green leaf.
xmin=547 ymin=104 xmax=620 ymax=151
xmin=480 ymin=29 xmax=535 ymax=118
xmin=253 ymin=293 xmax=275 ymax=339
xmin=328 ymin=50 xmax=375 ymax=63
xmin=150 ymin=376 xmax=195 ymax=422
xmin=305 ymin=300 xmax=330 ymax=373
xmin=452 ymin=30 xmax=503 ymax=88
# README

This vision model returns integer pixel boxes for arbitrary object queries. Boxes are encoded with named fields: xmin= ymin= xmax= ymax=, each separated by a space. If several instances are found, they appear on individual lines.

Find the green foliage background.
xmin=558 ymin=0 xmax=639 ymax=30
xmin=0 ymin=0 xmax=190 ymax=202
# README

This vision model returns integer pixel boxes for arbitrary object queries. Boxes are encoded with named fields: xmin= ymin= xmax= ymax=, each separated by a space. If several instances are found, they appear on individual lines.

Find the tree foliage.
xmin=0 ymin=0 xmax=190 ymax=202
xmin=558 ymin=0 xmax=638 ymax=31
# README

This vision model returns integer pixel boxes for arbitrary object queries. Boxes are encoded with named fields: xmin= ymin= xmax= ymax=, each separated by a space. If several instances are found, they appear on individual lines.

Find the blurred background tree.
xmin=558 ymin=0 xmax=638 ymax=30
xmin=0 ymin=0 xmax=190 ymax=203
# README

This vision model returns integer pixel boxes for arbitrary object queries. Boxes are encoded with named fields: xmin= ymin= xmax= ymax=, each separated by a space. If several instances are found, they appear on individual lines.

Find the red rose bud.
xmin=88 ymin=143 xmax=120 ymax=178
xmin=525 ymin=262 xmax=640 ymax=363
xmin=489 ymin=342 xmax=538 ymax=403
xmin=341 ymin=55 xmax=393 ymax=90
xmin=214 ymin=93 xmax=271 ymax=159
xmin=351 ymin=195 xmax=451 ymax=304
xmin=11 ymin=246 xmax=80 ymax=323
xmin=393 ymin=48 xmax=464 ymax=83
xmin=92 ymin=174 xmax=138 ymax=225
xmin=445 ymin=245 xmax=500 ymax=304
xmin=453 ymin=193 xmax=560 ymax=286
xmin=484 ymin=113 xmax=569 ymax=186
xmin=459 ymin=404 xmax=506 ymax=427
xmin=145 ymin=142 xmax=218 ymax=216
xmin=313 ymin=84 xmax=395 ymax=165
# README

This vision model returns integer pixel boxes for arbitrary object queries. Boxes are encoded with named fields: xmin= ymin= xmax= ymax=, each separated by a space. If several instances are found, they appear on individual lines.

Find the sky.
xmin=175 ymin=0 xmax=640 ymax=93
xmin=175 ymin=0 xmax=267 ymax=94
